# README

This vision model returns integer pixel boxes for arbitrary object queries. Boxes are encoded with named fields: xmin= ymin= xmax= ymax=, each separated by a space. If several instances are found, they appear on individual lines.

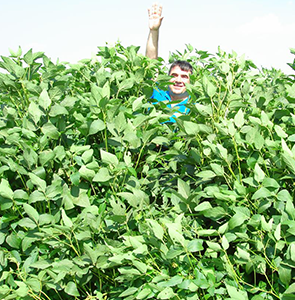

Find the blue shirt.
xmin=151 ymin=88 xmax=190 ymax=123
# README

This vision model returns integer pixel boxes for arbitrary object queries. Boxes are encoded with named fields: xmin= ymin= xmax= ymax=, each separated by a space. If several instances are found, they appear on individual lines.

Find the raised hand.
xmin=148 ymin=3 xmax=163 ymax=31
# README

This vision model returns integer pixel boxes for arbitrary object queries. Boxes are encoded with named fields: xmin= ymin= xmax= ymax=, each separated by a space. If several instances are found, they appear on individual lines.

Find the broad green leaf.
xmin=234 ymin=109 xmax=245 ymax=128
xmin=79 ymin=165 xmax=96 ymax=182
xmin=157 ymin=287 xmax=175 ymax=299
xmin=119 ymin=287 xmax=138 ymax=297
xmin=216 ymin=144 xmax=228 ymax=160
xmin=23 ymin=203 xmax=39 ymax=224
xmin=118 ymin=266 xmax=141 ymax=275
xmin=0 ymin=179 xmax=14 ymax=200
xmin=284 ymin=283 xmax=295 ymax=295
xmin=93 ymin=167 xmax=112 ymax=182
xmin=133 ymin=260 xmax=148 ymax=274
xmin=15 ymin=281 xmax=29 ymax=297
xmin=23 ymin=146 xmax=38 ymax=168
xmin=252 ymin=187 xmax=272 ymax=200
xmin=195 ymin=103 xmax=212 ymax=116
xmin=132 ymin=95 xmax=144 ymax=111
xmin=39 ymin=150 xmax=55 ymax=166
xmin=166 ymin=222 xmax=185 ymax=246
xmin=228 ymin=211 xmax=249 ymax=229
xmin=65 ymin=281 xmax=80 ymax=297
xmin=147 ymin=219 xmax=164 ymax=240
xmin=183 ymin=121 xmax=200 ymax=135
xmin=61 ymin=209 xmax=73 ymax=227
xmin=28 ymin=102 xmax=43 ymax=124
xmin=136 ymin=287 xmax=152 ymax=299
xmin=49 ymin=104 xmax=69 ymax=117
xmin=119 ymin=78 xmax=134 ymax=91
xmin=41 ymin=122 xmax=59 ymax=139
xmin=38 ymin=89 xmax=51 ymax=110
xmin=278 ymin=265 xmax=291 ymax=286
xmin=210 ymin=163 xmax=224 ymax=176
xmin=187 ymin=239 xmax=204 ymax=252
xmin=100 ymin=149 xmax=119 ymax=166
xmin=82 ymin=149 xmax=93 ymax=164
xmin=195 ymin=170 xmax=216 ymax=179
xmin=254 ymin=163 xmax=265 ymax=183
xmin=18 ymin=218 xmax=37 ymax=229
xmin=83 ymin=243 xmax=98 ymax=264
xmin=274 ymin=124 xmax=287 ymax=138
xmin=194 ymin=201 xmax=212 ymax=212
xmin=177 ymin=178 xmax=190 ymax=198
xmin=203 ymin=75 xmax=216 ymax=98
xmin=225 ymin=283 xmax=248 ymax=300
xmin=89 ymin=119 xmax=106 ymax=135
xmin=29 ymin=173 xmax=46 ymax=192
xmin=24 ymin=48 xmax=33 ymax=64
xmin=274 ymin=223 xmax=281 ymax=241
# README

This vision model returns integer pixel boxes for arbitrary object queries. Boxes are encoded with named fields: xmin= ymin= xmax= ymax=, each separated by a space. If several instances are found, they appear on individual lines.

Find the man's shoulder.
xmin=151 ymin=88 xmax=171 ymax=101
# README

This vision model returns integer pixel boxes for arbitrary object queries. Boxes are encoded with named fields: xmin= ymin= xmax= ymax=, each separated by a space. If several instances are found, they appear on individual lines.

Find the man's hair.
xmin=168 ymin=60 xmax=193 ymax=75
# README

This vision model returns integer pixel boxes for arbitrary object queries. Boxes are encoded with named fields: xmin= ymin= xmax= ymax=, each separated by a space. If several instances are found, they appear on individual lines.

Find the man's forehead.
xmin=169 ymin=66 xmax=191 ymax=74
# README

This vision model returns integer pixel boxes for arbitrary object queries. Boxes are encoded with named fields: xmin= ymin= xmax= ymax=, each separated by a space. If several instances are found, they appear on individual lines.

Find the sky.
xmin=1 ymin=0 xmax=295 ymax=74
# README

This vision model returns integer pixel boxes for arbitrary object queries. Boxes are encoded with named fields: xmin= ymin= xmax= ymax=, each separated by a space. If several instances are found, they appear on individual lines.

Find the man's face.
xmin=168 ymin=66 xmax=191 ymax=98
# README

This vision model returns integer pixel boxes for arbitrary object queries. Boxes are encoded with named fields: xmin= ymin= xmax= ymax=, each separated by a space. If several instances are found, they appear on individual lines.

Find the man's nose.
xmin=175 ymin=75 xmax=182 ymax=82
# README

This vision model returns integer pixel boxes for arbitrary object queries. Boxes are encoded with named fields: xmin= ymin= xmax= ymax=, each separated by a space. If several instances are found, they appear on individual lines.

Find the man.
xmin=146 ymin=3 xmax=193 ymax=121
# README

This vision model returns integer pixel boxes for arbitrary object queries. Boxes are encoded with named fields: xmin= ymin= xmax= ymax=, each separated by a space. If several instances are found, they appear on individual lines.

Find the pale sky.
xmin=1 ymin=0 xmax=295 ymax=73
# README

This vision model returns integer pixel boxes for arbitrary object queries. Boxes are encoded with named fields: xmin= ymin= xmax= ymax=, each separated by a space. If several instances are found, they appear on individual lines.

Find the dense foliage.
xmin=0 ymin=43 xmax=295 ymax=300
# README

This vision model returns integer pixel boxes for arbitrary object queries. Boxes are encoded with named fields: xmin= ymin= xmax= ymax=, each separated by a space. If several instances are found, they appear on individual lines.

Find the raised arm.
xmin=145 ymin=3 xmax=164 ymax=59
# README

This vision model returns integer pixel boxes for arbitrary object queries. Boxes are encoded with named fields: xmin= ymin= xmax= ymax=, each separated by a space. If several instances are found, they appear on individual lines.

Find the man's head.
xmin=168 ymin=60 xmax=193 ymax=101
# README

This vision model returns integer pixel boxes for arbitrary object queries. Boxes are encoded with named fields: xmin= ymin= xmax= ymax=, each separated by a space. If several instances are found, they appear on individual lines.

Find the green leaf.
xmin=65 ymin=281 xmax=80 ymax=297
xmin=28 ymin=102 xmax=43 ymax=124
xmin=93 ymin=167 xmax=112 ymax=182
xmin=147 ymin=219 xmax=164 ymax=240
xmin=89 ymin=119 xmax=106 ymax=135
xmin=187 ymin=239 xmax=204 ymax=252
xmin=0 ymin=179 xmax=14 ymax=200
xmin=234 ymin=109 xmax=245 ymax=128
xmin=166 ymin=222 xmax=185 ymax=246
xmin=119 ymin=78 xmax=134 ymax=91
xmin=132 ymin=96 xmax=144 ymax=111
xmin=119 ymin=287 xmax=138 ymax=297
xmin=274 ymin=124 xmax=287 ymax=138
xmin=195 ymin=170 xmax=216 ymax=179
xmin=61 ymin=209 xmax=73 ymax=227
xmin=157 ymin=287 xmax=175 ymax=299
xmin=23 ymin=203 xmax=39 ymax=224
xmin=254 ymin=163 xmax=265 ymax=183
xmin=136 ymin=287 xmax=152 ymax=299
xmin=279 ymin=264 xmax=292 ymax=286
xmin=228 ymin=211 xmax=249 ymax=229
xmin=284 ymin=283 xmax=295 ymax=296
xmin=18 ymin=218 xmax=37 ymax=229
xmin=79 ymin=165 xmax=96 ymax=182
xmin=49 ymin=104 xmax=69 ymax=117
xmin=177 ymin=178 xmax=190 ymax=198
xmin=41 ymin=122 xmax=59 ymax=140
xmin=225 ymin=283 xmax=248 ymax=300
xmin=100 ymin=149 xmax=119 ymax=166
xmin=252 ymin=187 xmax=272 ymax=200
xmin=38 ymin=89 xmax=51 ymax=110
xmin=194 ymin=201 xmax=212 ymax=212
xmin=29 ymin=173 xmax=46 ymax=192
xmin=83 ymin=243 xmax=98 ymax=264
xmin=281 ymin=151 xmax=295 ymax=175
xmin=203 ymin=75 xmax=216 ymax=98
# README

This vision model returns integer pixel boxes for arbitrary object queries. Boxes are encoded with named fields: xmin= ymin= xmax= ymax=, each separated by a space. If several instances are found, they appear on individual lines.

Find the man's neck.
xmin=169 ymin=91 xmax=189 ymax=102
